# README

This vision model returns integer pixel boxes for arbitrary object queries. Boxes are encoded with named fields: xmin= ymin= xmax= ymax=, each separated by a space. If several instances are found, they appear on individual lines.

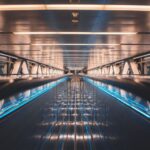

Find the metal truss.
xmin=88 ymin=51 xmax=150 ymax=79
xmin=0 ymin=51 xmax=64 ymax=80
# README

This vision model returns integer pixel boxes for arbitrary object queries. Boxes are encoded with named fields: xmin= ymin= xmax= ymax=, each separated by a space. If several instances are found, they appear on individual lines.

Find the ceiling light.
xmin=31 ymin=43 xmax=120 ymax=46
xmin=0 ymin=4 xmax=150 ymax=12
xmin=9 ymin=79 xmax=14 ymax=83
xmin=13 ymin=31 xmax=137 ymax=35
xmin=28 ymin=76 xmax=33 ymax=80
xmin=1 ymin=50 xmax=40 ymax=51
xmin=72 ymin=11 xmax=79 ymax=17
xmin=72 ymin=19 xmax=79 ymax=23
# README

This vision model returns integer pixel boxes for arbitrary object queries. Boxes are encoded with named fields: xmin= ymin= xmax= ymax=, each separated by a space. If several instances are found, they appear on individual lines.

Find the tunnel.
xmin=0 ymin=1 xmax=150 ymax=150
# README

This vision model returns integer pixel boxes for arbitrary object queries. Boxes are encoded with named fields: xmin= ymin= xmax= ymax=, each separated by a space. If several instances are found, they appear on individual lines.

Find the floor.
xmin=0 ymin=76 xmax=149 ymax=150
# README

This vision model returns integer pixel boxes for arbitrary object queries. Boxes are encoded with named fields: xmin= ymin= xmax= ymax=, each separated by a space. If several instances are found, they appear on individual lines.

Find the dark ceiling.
xmin=0 ymin=0 xmax=150 ymax=70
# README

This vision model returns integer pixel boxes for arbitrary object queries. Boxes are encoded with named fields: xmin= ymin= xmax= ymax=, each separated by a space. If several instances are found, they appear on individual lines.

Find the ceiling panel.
xmin=0 ymin=0 xmax=149 ymax=70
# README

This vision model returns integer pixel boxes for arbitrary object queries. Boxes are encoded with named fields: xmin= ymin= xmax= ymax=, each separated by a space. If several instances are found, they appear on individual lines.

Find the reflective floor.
xmin=0 ymin=76 xmax=149 ymax=150
xmin=84 ymin=77 xmax=150 ymax=119
xmin=0 ymin=77 xmax=68 ymax=119
xmin=34 ymin=77 xmax=117 ymax=150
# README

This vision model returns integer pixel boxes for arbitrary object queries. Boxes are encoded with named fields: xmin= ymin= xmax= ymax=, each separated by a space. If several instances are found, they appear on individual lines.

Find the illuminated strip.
xmin=84 ymin=77 xmax=150 ymax=119
xmin=0 ymin=77 xmax=68 ymax=119
xmin=32 ymin=43 xmax=120 ymax=46
xmin=0 ymin=4 xmax=150 ymax=11
xmin=14 ymin=31 xmax=137 ymax=35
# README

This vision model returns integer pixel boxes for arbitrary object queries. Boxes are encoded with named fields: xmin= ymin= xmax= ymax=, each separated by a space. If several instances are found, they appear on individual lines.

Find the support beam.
xmin=0 ymin=51 xmax=64 ymax=80
xmin=87 ymin=51 xmax=150 ymax=79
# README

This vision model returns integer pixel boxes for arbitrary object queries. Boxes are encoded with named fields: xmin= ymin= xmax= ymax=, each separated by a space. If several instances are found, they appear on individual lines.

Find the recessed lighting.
xmin=0 ymin=4 xmax=150 ymax=12
xmin=13 ymin=31 xmax=137 ymax=35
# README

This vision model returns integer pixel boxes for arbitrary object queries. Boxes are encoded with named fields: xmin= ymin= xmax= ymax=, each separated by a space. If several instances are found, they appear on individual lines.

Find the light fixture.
xmin=13 ymin=31 xmax=137 ymax=35
xmin=72 ymin=11 xmax=79 ymax=17
xmin=31 ymin=43 xmax=120 ymax=46
xmin=28 ymin=76 xmax=33 ymax=80
xmin=72 ymin=19 xmax=79 ymax=23
xmin=0 ymin=4 xmax=150 ymax=12
xmin=134 ymin=78 xmax=141 ymax=83
xmin=9 ymin=79 xmax=14 ymax=83
xmin=0 ymin=50 xmax=40 ymax=52
xmin=41 ymin=76 xmax=44 ymax=79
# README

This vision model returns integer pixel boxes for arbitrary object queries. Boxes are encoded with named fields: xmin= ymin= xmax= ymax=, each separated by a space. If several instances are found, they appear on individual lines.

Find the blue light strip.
xmin=0 ymin=77 xmax=68 ymax=119
xmin=83 ymin=77 xmax=150 ymax=119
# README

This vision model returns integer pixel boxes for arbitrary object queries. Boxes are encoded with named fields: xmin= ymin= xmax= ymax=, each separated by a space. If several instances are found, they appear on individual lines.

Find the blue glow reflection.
xmin=0 ymin=77 xmax=68 ymax=119
xmin=83 ymin=77 xmax=150 ymax=119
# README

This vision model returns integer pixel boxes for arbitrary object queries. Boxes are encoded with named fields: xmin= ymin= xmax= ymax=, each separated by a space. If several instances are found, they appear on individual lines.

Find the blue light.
xmin=0 ymin=77 xmax=68 ymax=119
xmin=83 ymin=77 xmax=150 ymax=119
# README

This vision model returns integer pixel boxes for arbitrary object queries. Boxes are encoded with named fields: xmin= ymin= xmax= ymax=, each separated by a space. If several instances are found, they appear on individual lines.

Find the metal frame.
xmin=0 ymin=51 xmax=64 ymax=79
xmin=88 ymin=51 xmax=150 ymax=79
